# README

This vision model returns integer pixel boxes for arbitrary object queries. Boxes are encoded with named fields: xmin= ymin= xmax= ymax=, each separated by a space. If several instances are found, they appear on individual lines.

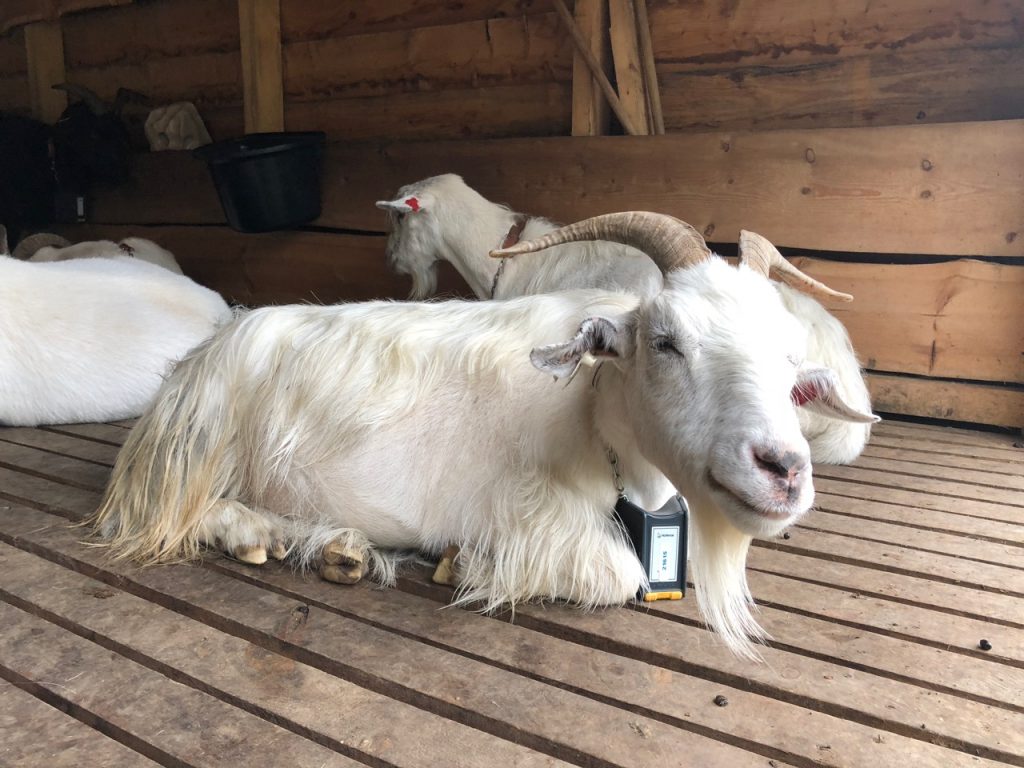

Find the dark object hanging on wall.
xmin=51 ymin=84 xmax=141 ymax=193
xmin=194 ymin=132 xmax=326 ymax=233
xmin=1 ymin=84 xmax=146 ymax=234
xmin=0 ymin=113 xmax=55 ymax=241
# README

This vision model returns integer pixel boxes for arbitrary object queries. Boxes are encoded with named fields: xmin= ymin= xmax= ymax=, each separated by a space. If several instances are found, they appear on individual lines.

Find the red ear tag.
xmin=792 ymin=382 xmax=818 ymax=406
xmin=404 ymin=196 xmax=420 ymax=212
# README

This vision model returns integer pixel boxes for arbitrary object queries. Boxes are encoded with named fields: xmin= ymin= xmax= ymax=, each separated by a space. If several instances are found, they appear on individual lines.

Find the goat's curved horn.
xmin=13 ymin=233 xmax=72 ymax=260
xmin=738 ymin=230 xmax=853 ymax=302
xmin=490 ymin=211 xmax=710 ymax=274
xmin=52 ymin=83 xmax=108 ymax=114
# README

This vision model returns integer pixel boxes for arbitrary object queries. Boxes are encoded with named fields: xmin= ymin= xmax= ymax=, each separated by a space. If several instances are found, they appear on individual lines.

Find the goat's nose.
xmin=752 ymin=445 xmax=809 ymax=488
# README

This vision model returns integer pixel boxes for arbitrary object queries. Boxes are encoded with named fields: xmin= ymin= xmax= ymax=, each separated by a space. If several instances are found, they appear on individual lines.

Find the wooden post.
xmin=570 ymin=0 xmax=610 ymax=136
xmin=24 ymin=21 xmax=67 ymax=124
xmin=238 ymin=0 xmax=284 ymax=133
xmin=608 ymin=0 xmax=651 ymax=135
xmin=552 ymin=0 xmax=640 ymax=136
xmin=633 ymin=0 xmax=664 ymax=134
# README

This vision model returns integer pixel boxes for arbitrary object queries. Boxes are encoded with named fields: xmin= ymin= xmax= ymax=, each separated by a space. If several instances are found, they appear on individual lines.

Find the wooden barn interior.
xmin=1 ymin=1 xmax=1022 ymax=766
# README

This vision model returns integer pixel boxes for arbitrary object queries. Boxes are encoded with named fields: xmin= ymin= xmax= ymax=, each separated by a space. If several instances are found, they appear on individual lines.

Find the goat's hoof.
xmin=321 ymin=561 xmax=365 ymax=585
xmin=268 ymin=540 xmax=288 ymax=560
xmin=320 ymin=541 xmax=366 ymax=584
xmin=233 ymin=544 xmax=268 ymax=565
xmin=432 ymin=545 xmax=461 ymax=587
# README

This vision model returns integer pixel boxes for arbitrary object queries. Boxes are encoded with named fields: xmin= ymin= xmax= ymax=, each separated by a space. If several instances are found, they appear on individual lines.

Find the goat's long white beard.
xmin=687 ymin=487 xmax=763 ymax=659
xmin=406 ymin=260 xmax=439 ymax=300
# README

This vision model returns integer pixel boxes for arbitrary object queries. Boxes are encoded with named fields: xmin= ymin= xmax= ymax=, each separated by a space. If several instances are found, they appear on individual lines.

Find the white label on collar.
xmin=650 ymin=526 xmax=680 ymax=583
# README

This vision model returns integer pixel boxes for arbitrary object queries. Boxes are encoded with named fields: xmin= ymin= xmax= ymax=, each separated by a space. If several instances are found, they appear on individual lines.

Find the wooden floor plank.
xmin=0 ymin=439 xmax=112 ymax=491
xmin=798 ymin=508 xmax=1024 ymax=568
xmin=0 ymin=511 xmax=769 ymax=767
xmin=0 ymin=429 xmax=118 ymax=467
xmin=814 ymin=491 xmax=1024 ymax=547
xmin=813 ymin=472 xmax=1024 ymax=524
xmin=0 ymin=603 xmax=359 ymax=768
xmin=860 ymin=442 xmax=1024 ymax=476
xmin=851 ymin=453 xmax=1024 ymax=492
xmin=643 ymin=590 xmax=1024 ymax=707
xmin=39 ymin=424 xmax=130 ymax=445
xmin=0 ymin=509 xmax=1012 ymax=768
xmin=817 ymin=463 xmax=1024 ymax=509
xmin=875 ymin=421 xmax=1022 ymax=449
xmin=0 ymin=684 xmax=160 ymax=768
xmin=760 ymin=529 xmax=1024 ymax=596
xmin=0 ymin=543 xmax=567 ymax=768
xmin=741 ymin=566 xmax=1024 ymax=664
xmin=869 ymin=434 xmax=1024 ymax=464
xmin=868 ymin=433 xmax=1024 ymax=464
xmin=747 ymin=545 xmax=1024 ymax=629
xmin=0 ymin=426 xmax=120 ymax=464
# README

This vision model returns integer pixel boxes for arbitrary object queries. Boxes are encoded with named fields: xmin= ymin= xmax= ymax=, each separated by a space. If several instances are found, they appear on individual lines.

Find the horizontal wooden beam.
xmin=2 ymin=0 xmax=132 ymax=35
xmin=94 ymin=120 xmax=1024 ymax=257
xmin=56 ymin=224 xmax=470 ymax=305
xmin=867 ymin=373 xmax=1024 ymax=429
xmin=792 ymin=257 xmax=1024 ymax=384
xmin=647 ymin=0 xmax=1024 ymax=70
xmin=658 ymin=45 xmax=1024 ymax=134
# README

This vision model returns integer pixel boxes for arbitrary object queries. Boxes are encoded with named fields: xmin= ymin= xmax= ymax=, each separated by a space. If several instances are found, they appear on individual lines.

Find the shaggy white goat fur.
xmin=0 ymin=252 xmax=231 ymax=426
xmin=378 ymin=174 xmax=873 ymax=463
xmin=93 ymin=240 xmax=875 ymax=658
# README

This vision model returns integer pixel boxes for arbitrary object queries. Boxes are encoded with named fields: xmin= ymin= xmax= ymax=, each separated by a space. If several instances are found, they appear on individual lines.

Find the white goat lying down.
xmin=93 ymin=212 xmax=876 ymax=657
xmin=13 ymin=231 xmax=184 ymax=274
xmin=377 ymin=174 xmax=873 ymax=464
xmin=0 ymin=228 xmax=231 ymax=426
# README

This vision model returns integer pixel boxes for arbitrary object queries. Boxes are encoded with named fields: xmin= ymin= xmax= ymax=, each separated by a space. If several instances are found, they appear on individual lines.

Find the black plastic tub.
xmin=194 ymin=132 xmax=326 ymax=233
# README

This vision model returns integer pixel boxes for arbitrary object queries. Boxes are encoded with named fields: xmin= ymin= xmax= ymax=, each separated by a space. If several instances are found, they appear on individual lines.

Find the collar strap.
xmin=607 ymin=446 xmax=627 ymax=499
xmin=490 ymin=215 xmax=528 ymax=299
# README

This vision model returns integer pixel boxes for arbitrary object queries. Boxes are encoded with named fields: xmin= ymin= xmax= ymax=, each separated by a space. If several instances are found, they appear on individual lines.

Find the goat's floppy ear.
xmin=375 ymin=195 xmax=424 ymax=213
xmin=531 ymin=317 xmax=632 ymax=380
xmin=0 ymin=225 xmax=8 ymax=256
xmin=793 ymin=365 xmax=879 ymax=423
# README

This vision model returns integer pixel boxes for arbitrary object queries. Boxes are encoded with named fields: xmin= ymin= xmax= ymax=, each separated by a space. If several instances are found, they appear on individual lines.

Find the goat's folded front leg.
xmin=198 ymin=499 xmax=290 ymax=565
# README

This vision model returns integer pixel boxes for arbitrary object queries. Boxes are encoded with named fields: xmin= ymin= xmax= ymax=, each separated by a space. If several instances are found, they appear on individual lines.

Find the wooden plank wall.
xmin=4 ymin=0 xmax=1021 ymax=140
xmin=0 ymin=26 xmax=29 ymax=113
xmin=2 ymin=0 xmax=1022 ymax=427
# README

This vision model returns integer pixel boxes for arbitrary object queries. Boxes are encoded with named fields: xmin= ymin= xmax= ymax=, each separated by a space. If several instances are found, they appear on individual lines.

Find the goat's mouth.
xmin=706 ymin=471 xmax=794 ymax=522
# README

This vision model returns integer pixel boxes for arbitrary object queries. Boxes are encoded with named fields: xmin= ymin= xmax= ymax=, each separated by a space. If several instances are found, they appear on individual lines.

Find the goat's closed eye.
xmin=652 ymin=336 xmax=683 ymax=356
